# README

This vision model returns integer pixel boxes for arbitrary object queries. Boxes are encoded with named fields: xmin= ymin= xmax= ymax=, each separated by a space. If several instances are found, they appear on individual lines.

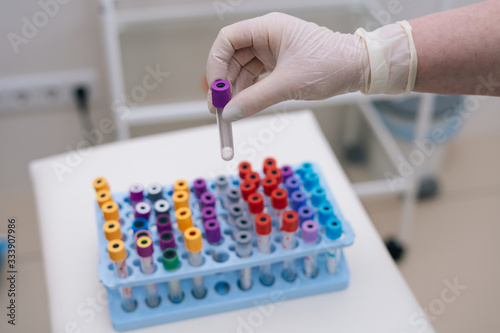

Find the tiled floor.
xmin=1 ymin=133 xmax=499 ymax=332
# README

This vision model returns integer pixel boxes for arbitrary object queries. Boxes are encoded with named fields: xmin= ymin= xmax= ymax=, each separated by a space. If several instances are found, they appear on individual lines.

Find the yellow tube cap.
xmin=96 ymin=190 xmax=113 ymax=208
xmin=174 ymin=179 xmax=190 ymax=195
xmin=103 ymin=220 xmax=122 ymax=241
xmin=184 ymin=227 xmax=202 ymax=253
xmin=102 ymin=202 xmax=120 ymax=221
xmin=93 ymin=177 xmax=109 ymax=192
xmin=173 ymin=191 xmax=190 ymax=211
xmin=176 ymin=207 xmax=193 ymax=232
xmin=108 ymin=239 xmax=127 ymax=262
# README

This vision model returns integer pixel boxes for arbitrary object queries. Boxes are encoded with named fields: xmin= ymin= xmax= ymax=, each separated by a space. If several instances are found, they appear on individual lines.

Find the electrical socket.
xmin=0 ymin=69 xmax=99 ymax=114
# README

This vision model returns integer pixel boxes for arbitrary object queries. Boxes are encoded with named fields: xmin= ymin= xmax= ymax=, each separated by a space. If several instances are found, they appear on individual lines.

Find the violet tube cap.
xmin=298 ymin=205 xmax=315 ymax=227
xmin=281 ymin=165 xmax=294 ymax=182
xmin=204 ymin=219 xmax=222 ymax=245
xmin=156 ymin=214 xmax=172 ymax=233
xmin=134 ymin=202 xmax=151 ymax=220
xmin=201 ymin=206 xmax=217 ymax=223
xmin=129 ymin=183 xmax=144 ymax=202
xmin=136 ymin=238 xmax=154 ymax=257
xmin=301 ymin=220 xmax=319 ymax=243
xmin=193 ymin=178 xmax=207 ymax=199
xmin=200 ymin=192 xmax=216 ymax=209
xmin=159 ymin=231 xmax=176 ymax=250
xmin=211 ymin=79 xmax=231 ymax=109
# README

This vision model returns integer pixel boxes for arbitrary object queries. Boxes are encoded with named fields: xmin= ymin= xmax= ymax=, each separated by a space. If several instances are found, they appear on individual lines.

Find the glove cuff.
xmin=355 ymin=20 xmax=418 ymax=95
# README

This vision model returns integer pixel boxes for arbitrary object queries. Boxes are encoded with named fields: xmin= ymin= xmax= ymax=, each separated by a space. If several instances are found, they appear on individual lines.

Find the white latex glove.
xmin=206 ymin=12 xmax=417 ymax=122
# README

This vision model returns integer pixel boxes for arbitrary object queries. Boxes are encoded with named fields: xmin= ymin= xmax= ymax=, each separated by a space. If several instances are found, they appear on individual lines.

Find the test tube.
xmin=136 ymin=236 xmax=160 ymax=308
xmin=147 ymin=183 xmax=163 ymax=202
xmin=156 ymin=214 xmax=172 ymax=234
xmin=154 ymin=199 xmax=170 ymax=216
xmin=134 ymin=230 xmax=152 ymax=244
xmin=318 ymin=203 xmax=335 ymax=226
xmin=280 ymin=165 xmax=294 ymax=183
xmin=173 ymin=191 xmax=190 ymax=211
xmin=245 ymin=171 xmax=261 ymax=190
xmin=235 ymin=231 xmax=253 ymax=290
xmin=285 ymin=176 xmax=301 ymax=198
xmin=159 ymin=231 xmax=176 ymax=251
xmin=267 ymin=168 xmax=282 ymax=186
xmin=228 ymin=203 xmax=244 ymax=226
xmin=176 ymin=207 xmax=194 ymax=234
xmin=96 ymin=189 xmax=113 ymax=208
xmin=162 ymin=248 xmax=184 ymax=303
xmin=204 ymin=219 xmax=222 ymax=246
xmin=201 ymin=206 xmax=217 ymax=224
xmin=240 ymin=181 xmax=257 ymax=205
xmin=290 ymin=190 xmax=307 ymax=211
xmin=263 ymin=157 xmax=277 ymax=175
xmin=297 ymin=205 xmax=315 ymax=227
xmin=238 ymin=161 xmax=252 ymax=180
xmin=103 ymin=220 xmax=123 ymax=241
xmin=107 ymin=240 xmax=137 ymax=312
xmin=93 ymin=176 xmax=109 ymax=192
xmin=281 ymin=210 xmax=299 ymax=282
xmin=129 ymin=184 xmax=144 ymax=204
xmin=132 ymin=218 xmax=148 ymax=235
xmin=310 ymin=187 xmax=327 ymax=207
xmin=214 ymin=175 xmax=229 ymax=199
xmin=255 ymin=213 xmax=274 ymax=286
xmin=262 ymin=176 xmax=278 ymax=208
xmin=303 ymin=172 xmax=320 ymax=192
xmin=174 ymin=179 xmax=190 ymax=195
xmin=271 ymin=188 xmax=288 ymax=228
xmin=134 ymin=202 xmax=151 ymax=220
xmin=102 ymin=202 xmax=123 ymax=224
xmin=184 ymin=227 xmax=206 ymax=299
xmin=193 ymin=178 xmax=207 ymax=200
xmin=211 ymin=79 xmax=234 ymax=161
xmin=325 ymin=218 xmax=343 ymax=274
xmin=235 ymin=216 xmax=252 ymax=232
xmin=248 ymin=193 xmax=264 ymax=222
xmin=224 ymin=187 xmax=241 ymax=209
xmin=301 ymin=220 xmax=319 ymax=278
xmin=296 ymin=162 xmax=314 ymax=179
xmin=200 ymin=192 xmax=216 ymax=210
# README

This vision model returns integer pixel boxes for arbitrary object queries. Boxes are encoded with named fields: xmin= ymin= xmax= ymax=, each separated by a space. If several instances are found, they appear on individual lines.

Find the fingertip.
xmin=222 ymin=104 xmax=245 ymax=123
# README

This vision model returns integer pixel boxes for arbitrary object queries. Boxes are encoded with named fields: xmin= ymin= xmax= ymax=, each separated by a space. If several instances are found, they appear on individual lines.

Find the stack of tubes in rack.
xmin=93 ymin=157 xmax=343 ymax=313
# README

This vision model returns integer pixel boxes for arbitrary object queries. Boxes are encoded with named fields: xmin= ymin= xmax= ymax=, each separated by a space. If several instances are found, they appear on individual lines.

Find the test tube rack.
xmin=95 ymin=162 xmax=355 ymax=331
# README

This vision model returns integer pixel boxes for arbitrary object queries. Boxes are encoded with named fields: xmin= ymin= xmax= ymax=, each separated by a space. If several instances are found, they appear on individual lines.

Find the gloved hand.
xmin=206 ymin=12 xmax=417 ymax=122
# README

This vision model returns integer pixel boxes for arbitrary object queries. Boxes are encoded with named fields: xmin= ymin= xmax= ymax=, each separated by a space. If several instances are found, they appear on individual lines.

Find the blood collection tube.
xmin=267 ymin=168 xmax=282 ymax=186
xmin=224 ymin=187 xmax=241 ymax=209
xmin=212 ymin=79 xmax=234 ymax=161
xmin=156 ymin=214 xmax=172 ymax=234
xmin=176 ymin=207 xmax=194 ymax=234
xmin=304 ymin=172 xmax=320 ymax=192
xmin=310 ymin=187 xmax=327 ymax=207
xmin=193 ymin=178 xmax=207 ymax=200
xmin=173 ymin=191 xmax=189 ymax=211
xmin=297 ymin=205 xmax=315 ymax=227
xmin=297 ymin=162 xmax=314 ymax=179
xmin=129 ymin=184 xmax=144 ymax=204
xmin=162 ymin=248 xmax=184 ymax=303
xmin=291 ymin=191 xmax=307 ymax=211
xmin=159 ymin=231 xmax=176 ymax=251
xmin=107 ymin=240 xmax=136 ymax=312
xmin=255 ymin=213 xmax=274 ymax=286
xmin=285 ymin=176 xmax=301 ymax=198
xmin=132 ymin=218 xmax=148 ymax=235
xmin=318 ymin=203 xmax=335 ymax=226
xmin=184 ymin=227 xmax=206 ymax=299
xmin=263 ymin=157 xmax=277 ymax=175
xmin=281 ymin=211 xmax=298 ymax=282
xmin=147 ymin=183 xmax=163 ymax=202
xmin=228 ymin=203 xmax=244 ymax=226
xmin=200 ymin=192 xmax=216 ymax=210
xmin=301 ymin=220 xmax=319 ymax=278
xmin=96 ymin=189 xmax=113 ymax=208
xmin=245 ymin=171 xmax=261 ymax=189
xmin=134 ymin=230 xmax=152 ymax=244
xmin=154 ymin=199 xmax=170 ymax=216
xmin=235 ymin=216 xmax=252 ymax=232
xmin=240 ymin=181 xmax=256 ymax=202
xmin=280 ymin=165 xmax=294 ymax=183
xmin=248 ymin=193 xmax=264 ymax=223
xmin=204 ymin=219 xmax=222 ymax=245
xmin=262 ymin=176 xmax=278 ymax=208
xmin=235 ymin=231 xmax=253 ymax=290
xmin=326 ymin=218 xmax=343 ymax=274
xmin=214 ymin=175 xmax=229 ymax=199
xmin=174 ymin=179 xmax=190 ymax=196
xmin=103 ymin=220 xmax=123 ymax=241
xmin=134 ymin=202 xmax=151 ymax=220
xmin=93 ymin=176 xmax=109 ymax=192
xmin=271 ymin=188 xmax=288 ymax=228
xmin=136 ymin=236 xmax=160 ymax=307
xmin=102 ymin=202 xmax=123 ymax=224
xmin=238 ymin=161 xmax=252 ymax=180
xmin=201 ymin=206 xmax=217 ymax=224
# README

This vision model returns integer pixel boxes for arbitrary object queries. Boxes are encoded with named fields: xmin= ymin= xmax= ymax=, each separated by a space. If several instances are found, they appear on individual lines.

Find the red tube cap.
xmin=263 ymin=157 xmax=277 ymax=175
xmin=267 ymin=167 xmax=282 ymax=185
xmin=255 ymin=213 xmax=272 ymax=235
xmin=271 ymin=188 xmax=288 ymax=209
xmin=239 ymin=161 xmax=252 ymax=180
xmin=245 ymin=171 xmax=261 ymax=188
xmin=262 ymin=177 xmax=278 ymax=196
xmin=282 ymin=210 xmax=299 ymax=232
xmin=240 ymin=181 xmax=257 ymax=201
xmin=248 ymin=193 xmax=264 ymax=214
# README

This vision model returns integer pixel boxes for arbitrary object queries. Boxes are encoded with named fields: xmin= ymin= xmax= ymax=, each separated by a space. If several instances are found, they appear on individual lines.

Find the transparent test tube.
xmin=301 ymin=220 xmax=319 ymax=278
xmin=281 ymin=211 xmax=299 ymax=282
xmin=107 ymin=240 xmax=137 ymax=312
xmin=326 ymin=218 xmax=343 ymax=274
xmin=235 ymin=231 xmax=253 ymax=290
xmin=136 ymin=237 xmax=160 ymax=307
xmin=184 ymin=227 xmax=207 ymax=299
xmin=255 ymin=213 xmax=274 ymax=286
xmin=211 ymin=79 xmax=234 ymax=161
xmin=162 ymin=248 xmax=184 ymax=303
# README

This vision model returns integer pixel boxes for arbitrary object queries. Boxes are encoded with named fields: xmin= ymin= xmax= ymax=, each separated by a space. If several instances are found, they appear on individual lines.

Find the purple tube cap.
xmin=159 ymin=231 xmax=176 ymax=250
xmin=200 ymin=192 xmax=216 ymax=208
xmin=281 ymin=165 xmax=294 ymax=181
xmin=129 ymin=183 xmax=144 ymax=202
xmin=301 ymin=220 xmax=319 ymax=243
xmin=156 ymin=214 xmax=172 ymax=233
xmin=204 ymin=219 xmax=222 ymax=244
xmin=211 ymin=79 xmax=231 ymax=109
xmin=201 ymin=206 xmax=217 ymax=222
xmin=193 ymin=178 xmax=207 ymax=199
xmin=136 ymin=238 xmax=154 ymax=257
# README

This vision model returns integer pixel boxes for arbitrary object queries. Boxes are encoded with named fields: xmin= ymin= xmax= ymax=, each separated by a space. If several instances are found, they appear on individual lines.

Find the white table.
xmin=30 ymin=110 xmax=434 ymax=333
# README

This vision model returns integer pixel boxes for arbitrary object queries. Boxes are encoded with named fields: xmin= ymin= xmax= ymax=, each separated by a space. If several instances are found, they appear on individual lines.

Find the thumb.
xmin=222 ymin=72 xmax=290 ymax=122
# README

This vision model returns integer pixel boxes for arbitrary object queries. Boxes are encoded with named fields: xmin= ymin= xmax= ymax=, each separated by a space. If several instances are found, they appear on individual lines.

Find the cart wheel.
xmin=344 ymin=144 xmax=366 ymax=164
xmin=418 ymin=177 xmax=439 ymax=200
xmin=385 ymin=238 xmax=405 ymax=262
